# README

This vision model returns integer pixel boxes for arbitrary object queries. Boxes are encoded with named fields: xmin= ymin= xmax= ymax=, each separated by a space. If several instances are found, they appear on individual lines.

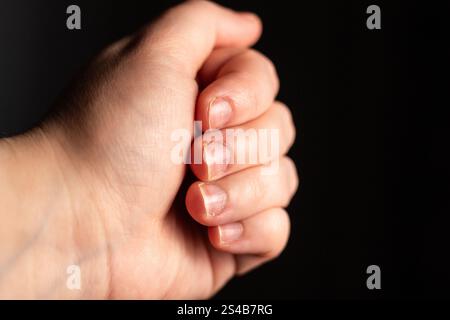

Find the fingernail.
xmin=218 ymin=223 xmax=244 ymax=243
xmin=204 ymin=141 xmax=231 ymax=179
xmin=209 ymin=97 xmax=232 ymax=129
xmin=198 ymin=183 xmax=227 ymax=216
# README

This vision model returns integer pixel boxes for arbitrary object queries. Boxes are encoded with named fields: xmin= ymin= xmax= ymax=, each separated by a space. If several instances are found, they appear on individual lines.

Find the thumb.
xmin=139 ymin=0 xmax=262 ymax=77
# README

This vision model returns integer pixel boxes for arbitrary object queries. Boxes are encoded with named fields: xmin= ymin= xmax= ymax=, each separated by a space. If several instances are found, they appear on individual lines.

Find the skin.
xmin=0 ymin=1 xmax=298 ymax=299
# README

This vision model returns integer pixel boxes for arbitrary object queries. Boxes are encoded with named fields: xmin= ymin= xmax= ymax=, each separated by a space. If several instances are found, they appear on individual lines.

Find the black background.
xmin=0 ymin=0 xmax=449 ymax=299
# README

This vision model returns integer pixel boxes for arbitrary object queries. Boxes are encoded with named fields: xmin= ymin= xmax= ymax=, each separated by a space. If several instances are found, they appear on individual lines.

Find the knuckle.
xmin=290 ymin=161 xmax=300 ymax=195
xmin=263 ymin=57 xmax=280 ymax=90
xmin=284 ymin=157 xmax=300 ymax=194
xmin=264 ymin=209 xmax=290 ymax=259
xmin=275 ymin=102 xmax=296 ymax=150
xmin=246 ymin=49 xmax=280 ymax=90
xmin=278 ymin=157 xmax=298 ymax=207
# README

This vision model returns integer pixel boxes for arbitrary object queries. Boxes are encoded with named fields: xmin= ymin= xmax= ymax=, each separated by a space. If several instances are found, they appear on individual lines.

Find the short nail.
xmin=204 ymin=141 xmax=231 ymax=179
xmin=198 ymin=183 xmax=227 ymax=216
xmin=209 ymin=97 xmax=232 ymax=129
xmin=218 ymin=223 xmax=244 ymax=243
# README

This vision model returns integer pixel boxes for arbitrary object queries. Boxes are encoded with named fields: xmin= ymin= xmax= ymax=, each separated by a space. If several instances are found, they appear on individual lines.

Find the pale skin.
xmin=0 ymin=1 xmax=298 ymax=299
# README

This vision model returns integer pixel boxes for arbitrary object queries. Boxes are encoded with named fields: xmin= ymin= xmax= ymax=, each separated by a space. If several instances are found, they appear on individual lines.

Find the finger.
xmin=190 ymin=101 xmax=296 ymax=181
xmin=186 ymin=157 xmax=298 ymax=226
xmin=140 ymin=0 xmax=262 ymax=77
xmin=197 ymin=49 xmax=280 ymax=129
xmin=208 ymin=208 xmax=290 ymax=274
xmin=197 ymin=47 xmax=246 ymax=88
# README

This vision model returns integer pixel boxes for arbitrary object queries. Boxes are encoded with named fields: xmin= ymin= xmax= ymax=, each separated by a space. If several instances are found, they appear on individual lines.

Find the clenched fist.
xmin=0 ymin=0 xmax=298 ymax=299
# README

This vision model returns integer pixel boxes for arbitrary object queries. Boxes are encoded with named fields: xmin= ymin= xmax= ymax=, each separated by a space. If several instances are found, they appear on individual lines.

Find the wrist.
xmin=0 ymin=129 xmax=110 ymax=299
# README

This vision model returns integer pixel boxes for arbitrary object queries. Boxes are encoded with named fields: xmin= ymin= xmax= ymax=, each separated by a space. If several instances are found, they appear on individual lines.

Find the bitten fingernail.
xmin=199 ymin=183 xmax=227 ymax=216
xmin=218 ymin=223 xmax=244 ymax=243
xmin=204 ymin=141 xmax=231 ymax=180
xmin=209 ymin=97 xmax=232 ymax=129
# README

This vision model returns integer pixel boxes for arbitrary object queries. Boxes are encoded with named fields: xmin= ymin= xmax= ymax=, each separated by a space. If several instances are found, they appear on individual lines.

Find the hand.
xmin=0 ymin=0 xmax=298 ymax=299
